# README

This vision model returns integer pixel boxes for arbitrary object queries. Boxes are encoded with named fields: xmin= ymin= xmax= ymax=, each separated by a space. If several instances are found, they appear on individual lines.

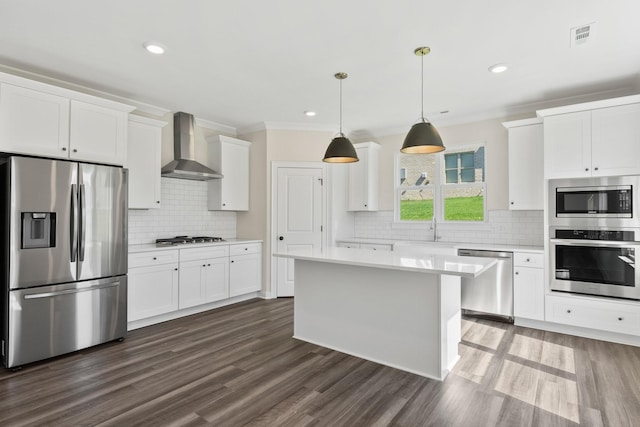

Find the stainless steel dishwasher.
xmin=457 ymin=249 xmax=514 ymax=323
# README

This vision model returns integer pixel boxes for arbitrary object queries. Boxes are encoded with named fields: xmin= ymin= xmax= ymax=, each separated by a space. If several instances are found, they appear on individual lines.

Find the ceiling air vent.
xmin=570 ymin=22 xmax=596 ymax=47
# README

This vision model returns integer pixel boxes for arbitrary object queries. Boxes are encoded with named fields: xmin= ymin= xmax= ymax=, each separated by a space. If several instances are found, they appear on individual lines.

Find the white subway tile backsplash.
xmin=128 ymin=178 xmax=236 ymax=244
xmin=354 ymin=210 xmax=544 ymax=246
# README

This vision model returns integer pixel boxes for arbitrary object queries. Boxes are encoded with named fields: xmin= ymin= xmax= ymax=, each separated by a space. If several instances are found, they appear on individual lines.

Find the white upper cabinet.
xmin=347 ymin=142 xmax=380 ymax=211
xmin=539 ymin=96 xmax=640 ymax=179
xmin=127 ymin=115 xmax=167 ymax=209
xmin=503 ymin=118 xmax=543 ymax=210
xmin=0 ymin=72 xmax=134 ymax=165
xmin=207 ymin=135 xmax=251 ymax=211
xmin=69 ymin=100 xmax=128 ymax=165
xmin=0 ymin=83 xmax=70 ymax=158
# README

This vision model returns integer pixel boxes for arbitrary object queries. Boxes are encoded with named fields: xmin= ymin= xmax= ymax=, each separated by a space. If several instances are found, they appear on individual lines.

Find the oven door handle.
xmin=550 ymin=238 xmax=639 ymax=248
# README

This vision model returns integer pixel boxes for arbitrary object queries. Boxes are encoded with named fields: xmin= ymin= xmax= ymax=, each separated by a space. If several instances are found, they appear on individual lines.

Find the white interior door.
xmin=275 ymin=166 xmax=324 ymax=297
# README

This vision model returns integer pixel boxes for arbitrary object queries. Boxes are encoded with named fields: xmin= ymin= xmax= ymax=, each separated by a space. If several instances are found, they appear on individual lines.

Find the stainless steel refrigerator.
xmin=1 ymin=156 xmax=128 ymax=368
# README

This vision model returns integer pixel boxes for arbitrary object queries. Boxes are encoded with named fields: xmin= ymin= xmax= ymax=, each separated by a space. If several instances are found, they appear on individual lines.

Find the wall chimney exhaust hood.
xmin=161 ymin=112 xmax=223 ymax=180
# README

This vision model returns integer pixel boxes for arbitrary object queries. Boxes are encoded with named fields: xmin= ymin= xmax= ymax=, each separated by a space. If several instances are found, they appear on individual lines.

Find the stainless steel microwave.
xmin=550 ymin=176 xmax=640 ymax=227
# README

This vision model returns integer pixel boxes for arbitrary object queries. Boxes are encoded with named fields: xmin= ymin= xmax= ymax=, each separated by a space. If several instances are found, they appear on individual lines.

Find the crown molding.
xmin=238 ymin=121 xmax=340 ymax=135
xmin=0 ymin=64 xmax=171 ymax=117
xmin=194 ymin=117 xmax=237 ymax=136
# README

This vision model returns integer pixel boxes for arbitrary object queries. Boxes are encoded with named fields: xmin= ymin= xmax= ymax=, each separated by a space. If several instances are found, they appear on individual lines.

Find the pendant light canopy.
xmin=401 ymin=47 xmax=445 ymax=154
xmin=323 ymin=72 xmax=359 ymax=163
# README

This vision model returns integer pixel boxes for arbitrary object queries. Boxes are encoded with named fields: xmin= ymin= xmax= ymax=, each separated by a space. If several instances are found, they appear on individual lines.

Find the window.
xmin=396 ymin=144 xmax=485 ymax=223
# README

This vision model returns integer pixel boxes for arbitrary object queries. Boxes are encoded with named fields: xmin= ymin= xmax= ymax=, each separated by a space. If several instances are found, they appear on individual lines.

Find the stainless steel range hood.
xmin=161 ymin=112 xmax=223 ymax=180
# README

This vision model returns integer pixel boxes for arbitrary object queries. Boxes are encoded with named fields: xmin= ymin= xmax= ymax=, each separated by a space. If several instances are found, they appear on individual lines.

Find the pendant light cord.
xmin=420 ymin=52 xmax=425 ymax=123
xmin=339 ymin=77 xmax=343 ymax=136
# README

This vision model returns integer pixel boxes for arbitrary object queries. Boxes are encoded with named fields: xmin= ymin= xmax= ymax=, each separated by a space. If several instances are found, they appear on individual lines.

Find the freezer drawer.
xmin=4 ymin=276 xmax=127 ymax=368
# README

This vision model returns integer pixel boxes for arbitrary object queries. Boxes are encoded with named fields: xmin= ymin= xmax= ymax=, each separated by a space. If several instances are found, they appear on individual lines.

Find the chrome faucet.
xmin=431 ymin=217 xmax=438 ymax=242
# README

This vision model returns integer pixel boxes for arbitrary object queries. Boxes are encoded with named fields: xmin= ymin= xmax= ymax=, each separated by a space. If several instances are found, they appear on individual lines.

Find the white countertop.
xmin=336 ymin=238 xmax=543 ymax=254
xmin=129 ymin=239 xmax=263 ymax=253
xmin=275 ymin=246 xmax=497 ymax=278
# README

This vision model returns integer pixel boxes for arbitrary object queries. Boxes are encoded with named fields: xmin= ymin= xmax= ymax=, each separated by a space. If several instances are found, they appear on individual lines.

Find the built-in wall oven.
xmin=549 ymin=176 xmax=640 ymax=301
xmin=550 ymin=228 xmax=640 ymax=300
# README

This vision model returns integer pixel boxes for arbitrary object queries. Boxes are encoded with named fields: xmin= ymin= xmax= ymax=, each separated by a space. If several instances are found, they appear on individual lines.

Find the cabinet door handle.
xmin=231 ymin=260 xmax=235 ymax=263
xmin=222 ymin=203 xmax=226 ymax=207
xmin=62 ymin=147 xmax=67 ymax=151
xmin=156 ymin=201 xmax=160 ymax=204
xmin=594 ymin=167 xmax=599 ymax=171
xmin=279 ymin=236 xmax=284 ymax=241
xmin=202 ymin=264 xmax=206 ymax=267
xmin=153 ymin=257 xmax=157 ymax=260
xmin=585 ymin=168 xmax=589 ymax=171
xmin=207 ymin=264 xmax=211 ymax=266
xmin=174 ymin=268 xmax=178 ymax=271
xmin=510 ymin=201 xmax=514 ymax=205
xmin=567 ymin=309 xmax=572 ymax=314
xmin=618 ymin=317 xmax=624 ymax=321
xmin=515 ymin=271 xmax=519 ymax=275
xmin=73 ymin=148 xmax=78 ymax=153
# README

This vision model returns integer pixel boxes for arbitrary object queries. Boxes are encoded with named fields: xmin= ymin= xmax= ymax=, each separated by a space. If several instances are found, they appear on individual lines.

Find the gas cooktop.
xmin=156 ymin=236 xmax=226 ymax=246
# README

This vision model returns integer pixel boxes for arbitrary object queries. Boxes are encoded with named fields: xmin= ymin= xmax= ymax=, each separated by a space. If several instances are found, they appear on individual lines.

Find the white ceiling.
xmin=1 ymin=0 xmax=639 ymax=136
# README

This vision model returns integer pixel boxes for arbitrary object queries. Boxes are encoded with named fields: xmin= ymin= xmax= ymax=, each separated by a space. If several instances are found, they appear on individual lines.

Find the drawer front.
xmin=180 ymin=245 xmax=230 ymax=262
xmin=546 ymin=295 xmax=640 ymax=336
xmin=514 ymin=252 xmax=544 ymax=268
xmin=129 ymin=250 xmax=179 ymax=268
xmin=229 ymin=242 xmax=261 ymax=256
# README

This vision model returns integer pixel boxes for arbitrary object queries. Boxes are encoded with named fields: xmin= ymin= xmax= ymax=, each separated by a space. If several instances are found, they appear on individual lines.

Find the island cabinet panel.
xmin=293 ymin=259 xmax=461 ymax=380
xmin=0 ymin=74 xmax=134 ymax=165
xmin=230 ymin=252 xmax=261 ymax=297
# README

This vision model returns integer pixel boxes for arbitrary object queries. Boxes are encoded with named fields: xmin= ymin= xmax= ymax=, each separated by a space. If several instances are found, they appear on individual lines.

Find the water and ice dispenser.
xmin=21 ymin=212 xmax=56 ymax=249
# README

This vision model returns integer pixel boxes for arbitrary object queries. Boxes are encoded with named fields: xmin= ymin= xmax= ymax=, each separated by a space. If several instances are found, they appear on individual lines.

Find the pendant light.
xmin=401 ymin=47 xmax=445 ymax=154
xmin=323 ymin=72 xmax=359 ymax=163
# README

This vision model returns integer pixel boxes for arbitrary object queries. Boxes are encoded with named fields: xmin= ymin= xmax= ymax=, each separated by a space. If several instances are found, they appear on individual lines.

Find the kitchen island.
xmin=276 ymin=247 xmax=496 ymax=380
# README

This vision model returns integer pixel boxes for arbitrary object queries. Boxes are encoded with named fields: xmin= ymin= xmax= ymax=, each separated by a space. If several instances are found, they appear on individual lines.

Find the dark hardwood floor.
xmin=1 ymin=298 xmax=640 ymax=426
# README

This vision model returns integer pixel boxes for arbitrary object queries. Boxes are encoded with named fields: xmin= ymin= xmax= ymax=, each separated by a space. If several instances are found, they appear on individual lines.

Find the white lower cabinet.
xmin=546 ymin=294 xmax=640 ymax=336
xmin=179 ymin=246 xmax=230 ymax=309
xmin=128 ymin=242 xmax=261 ymax=325
xmin=229 ymin=243 xmax=262 ymax=297
xmin=128 ymin=250 xmax=179 ymax=322
xmin=513 ymin=252 xmax=545 ymax=321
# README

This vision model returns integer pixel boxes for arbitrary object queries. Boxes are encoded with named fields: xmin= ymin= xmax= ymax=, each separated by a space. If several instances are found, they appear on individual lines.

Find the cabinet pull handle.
xmin=222 ymin=203 xmax=226 ymax=206
xmin=618 ymin=317 xmax=624 ymax=321
xmin=153 ymin=257 xmax=157 ymax=260
xmin=567 ymin=309 xmax=572 ymax=314
xmin=62 ymin=147 xmax=67 ymax=151
xmin=174 ymin=268 xmax=178 ymax=271
xmin=156 ymin=201 xmax=160 ymax=204
xmin=202 ymin=264 xmax=206 ymax=267
xmin=595 ymin=167 xmax=599 ymax=171
xmin=526 ymin=258 xmax=530 ymax=262
xmin=515 ymin=271 xmax=519 ymax=275
xmin=231 ymin=260 xmax=235 ymax=263
xmin=73 ymin=149 xmax=78 ymax=153
xmin=585 ymin=168 xmax=589 ymax=171
xmin=207 ymin=264 xmax=211 ymax=266
xmin=510 ymin=201 xmax=514 ymax=205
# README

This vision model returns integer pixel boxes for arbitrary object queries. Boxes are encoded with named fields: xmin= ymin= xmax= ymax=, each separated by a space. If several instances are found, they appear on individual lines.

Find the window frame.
xmin=394 ymin=142 xmax=488 ymax=225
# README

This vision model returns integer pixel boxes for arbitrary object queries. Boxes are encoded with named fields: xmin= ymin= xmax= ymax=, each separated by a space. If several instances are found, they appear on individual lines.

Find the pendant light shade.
xmin=323 ymin=72 xmax=358 ymax=163
xmin=401 ymin=46 xmax=445 ymax=154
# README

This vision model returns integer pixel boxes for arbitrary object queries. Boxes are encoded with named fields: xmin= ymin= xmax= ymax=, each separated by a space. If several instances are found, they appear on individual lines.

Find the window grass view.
xmin=400 ymin=196 xmax=484 ymax=221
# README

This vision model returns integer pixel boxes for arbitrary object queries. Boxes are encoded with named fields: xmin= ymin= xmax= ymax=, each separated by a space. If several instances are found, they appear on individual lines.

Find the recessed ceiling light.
xmin=143 ymin=42 xmax=166 ymax=55
xmin=304 ymin=111 xmax=316 ymax=117
xmin=488 ymin=63 xmax=508 ymax=73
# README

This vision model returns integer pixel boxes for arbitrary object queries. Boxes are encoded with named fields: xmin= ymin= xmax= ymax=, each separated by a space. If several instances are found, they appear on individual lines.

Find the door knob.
xmin=279 ymin=236 xmax=284 ymax=241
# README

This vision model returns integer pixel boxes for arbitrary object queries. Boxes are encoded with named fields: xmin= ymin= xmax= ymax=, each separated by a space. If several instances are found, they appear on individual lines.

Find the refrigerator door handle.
xmin=79 ymin=184 xmax=86 ymax=261
xmin=23 ymin=280 xmax=120 ymax=300
xmin=70 ymin=184 xmax=78 ymax=262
